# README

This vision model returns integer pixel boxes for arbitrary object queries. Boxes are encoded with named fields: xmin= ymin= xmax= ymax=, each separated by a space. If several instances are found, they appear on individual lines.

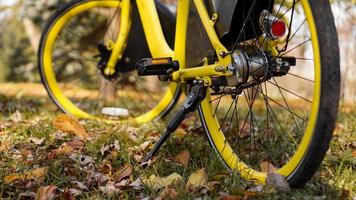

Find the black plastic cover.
xmin=205 ymin=0 xmax=275 ymax=47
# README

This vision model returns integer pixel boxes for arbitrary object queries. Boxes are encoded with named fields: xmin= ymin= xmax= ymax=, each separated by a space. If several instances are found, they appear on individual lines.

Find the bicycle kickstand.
xmin=141 ymin=80 xmax=207 ymax=166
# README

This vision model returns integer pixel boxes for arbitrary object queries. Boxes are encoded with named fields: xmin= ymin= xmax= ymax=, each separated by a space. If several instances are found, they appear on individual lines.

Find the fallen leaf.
xmin=266 ymin=173 xmax=290 ymax=192
xmin=126 ymin=127 xmax=139 ymax=142
xmin=128 ymin=178 xmax=144 ymax=190
xmin=11 ymin=110 xmax=23 ymax=123
xmin=36 ymin=185 xmax=57 ymax=200
xmin=52 ymin=114 xmax=89 ymax=139
xmin=66 ymin=139 xmax=85 ymax=150
xmin=243 ymin=190 xmax=259 ymax=198
xmin=140 ymin=141 xmax=151 ymax=151
xmin=352 ymin=151 xmax=356 ymax=158
xmin=0 ymin=140 xmax=12 ymax=152
xmin=78 ymin=155 xmax=95 ymax=166
xmin=19 ymin=191 xmax=36 ymax=199
xmin=160 ymin=187 xmax=178 ymax=199
xmin=100 ymin=144 xmax=112 ymax=156
xmin=220 ymin=195 xmax=242 ymax=200
xmin=143 ymin=173 xmax=182 ymax=190
xmin=0 ymin=131 xmax=6 ymax=136
xmin=133 ymin=154 xmax=143 ymax=161
xmin=67 ymin=188 xmax=82 ymax=197
xmin=100 ymin=141 xmax=121 ymax=156
xmin=72 ymin=181 xmax=88 ymax=191
xmin=48 ymin=143 xmax=75 ymax=160
xmin=59 ymin=143 xmax=75 ymax=154
xmin=248 ymin=185 xmax=264 ymax=193
xmin=114 ymin=179 xmax=130 ymax=188
xmin=29 ymin=137 xmax=46 ymax=145
xmin=4 ymin=167 xmax=47 ymax=184
xmin=21 ymin=150 xmax=34 ymax=161
xmin=259 ymin=161 xmax=277 ymax=173
xmin=54 ymin=131 xmax=69 ymax=140
xmin=174 ymin=150 xmax=190 ymax=167
xmin=203 ymin=181 xmax=220 ymax=191
xmin=186 ymin=168 xmax=208 ymax=190
xmin=339 ymin=189 xmax=351 ymax=200
xmin=114 ymin=164 xmax=132 ymax=182
xmin=174 ymin=128 xmax=187 ymax=139
xmin=99 ymin=181 xmax=120 ymax=196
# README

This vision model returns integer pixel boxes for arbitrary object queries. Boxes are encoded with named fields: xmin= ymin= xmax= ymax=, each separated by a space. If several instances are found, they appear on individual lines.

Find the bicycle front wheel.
xmin=38 ymin=0 xmax=180 ymax=124
xmin=199 ymin=0 xmax=340 ymax=187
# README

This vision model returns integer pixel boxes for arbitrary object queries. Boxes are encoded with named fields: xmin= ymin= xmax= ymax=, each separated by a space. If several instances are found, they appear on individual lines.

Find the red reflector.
xmin=271 ymin=20 xmax=287 ymax=38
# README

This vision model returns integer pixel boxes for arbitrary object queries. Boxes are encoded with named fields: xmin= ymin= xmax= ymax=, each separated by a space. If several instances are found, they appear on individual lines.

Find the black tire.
xmin=284 ymin=0 xmax=340 ymax=188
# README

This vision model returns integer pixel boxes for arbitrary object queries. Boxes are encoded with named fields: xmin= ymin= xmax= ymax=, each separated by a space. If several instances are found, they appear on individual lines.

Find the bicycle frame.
xmin=106 ymin=0 xmax=234 ymax=86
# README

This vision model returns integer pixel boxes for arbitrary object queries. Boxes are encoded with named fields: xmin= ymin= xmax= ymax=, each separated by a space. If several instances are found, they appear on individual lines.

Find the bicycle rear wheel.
xmin=38 ymin=0 xmax=180 ymax=123
xmin=199 ymin=0 xmax=340 ymax=187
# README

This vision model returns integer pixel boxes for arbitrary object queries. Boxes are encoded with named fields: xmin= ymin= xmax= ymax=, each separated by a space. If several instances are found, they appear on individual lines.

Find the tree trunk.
xmin=23 ymin=18 xmax=41 ymax=52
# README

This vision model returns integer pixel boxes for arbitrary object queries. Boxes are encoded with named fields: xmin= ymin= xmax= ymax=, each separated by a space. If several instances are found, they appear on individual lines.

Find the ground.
xmin=0 ymin=83 xmax=355 ymax=199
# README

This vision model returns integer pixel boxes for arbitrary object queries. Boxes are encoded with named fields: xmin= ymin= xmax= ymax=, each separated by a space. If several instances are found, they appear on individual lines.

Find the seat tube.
xmin=136 ymin=0 xmax=174 ymax=58
xmin=174 ymin=0 xmax=190 ymax=70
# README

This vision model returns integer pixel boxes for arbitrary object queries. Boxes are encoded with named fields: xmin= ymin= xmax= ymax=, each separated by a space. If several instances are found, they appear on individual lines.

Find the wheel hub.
xmin=224 ymin=49 xmax=295 ymax=88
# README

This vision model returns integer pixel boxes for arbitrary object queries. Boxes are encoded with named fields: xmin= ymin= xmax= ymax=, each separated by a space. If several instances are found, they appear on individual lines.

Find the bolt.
xmin=215 ymin=66 xmax=227 ymax=73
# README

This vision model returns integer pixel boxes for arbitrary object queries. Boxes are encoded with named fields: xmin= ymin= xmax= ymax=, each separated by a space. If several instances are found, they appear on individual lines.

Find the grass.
xmin=0 ymin=89 xmax=355 ymax=199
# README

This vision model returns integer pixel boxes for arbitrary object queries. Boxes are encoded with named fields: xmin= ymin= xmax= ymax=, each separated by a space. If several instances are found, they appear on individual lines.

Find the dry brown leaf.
xmin=186 ymin=168 xmax=208 ymax=190
xmin=266 ymin=173 xmax=290 ymax=192
xmin=99 ymin=181 xmax=120 ymax=196
xmin=66 ymin=139 xmax=85 ymax=150
xmin=220 ymin=195 xmax=242 ymax=200
xmin=19 ymin=192 xmax=36 ymax=199
xmin=352 ymin=151 xmax=356 ymax=158
xmin=4 ymin=167 xmax=47 ymax=184
xmin=58 ymin=144 xmax=75 ymax=155
xmin=174 ymin=128 xmax=187 ymax=139
xmin=48 ymin=143 xmax=75 ymax=160
xmin=0 ymin=131 xmax=6 ymax=136
xmin=36 ymin=185 xmax=57 ymax=200
xmin=203 ymin=181 xmax=220 ymax=191
xmin=29 ymin=137 xmax=46 ymax=145
xmin=140 ymin=141 xmax=151 ymax=151
xmin=259 ymin=162 xmax=277 ymax=173
xmin=143 ymin=173 xmax=182 ymax=190
xmin=52 ymin=114 xmax=89 ymax=139
xmin=126 ymin=127 xmax=139 ymax=142
xmin=174 ymin=150 xmax=190 ymax=167
xmin=11 ymin=110 xmax=23 ymax=123
xmin=0 ymin=140 xmax=12 ymax=152
xmin=114 ymin=164 xmax=133 ymax=182
xmin=160 ymin=187 xmax=178 ymax=199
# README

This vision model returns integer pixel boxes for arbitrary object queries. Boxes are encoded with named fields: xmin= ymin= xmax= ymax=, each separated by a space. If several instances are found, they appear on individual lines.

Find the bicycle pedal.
xmin=136 ymin=57 xmax=179 ymax=76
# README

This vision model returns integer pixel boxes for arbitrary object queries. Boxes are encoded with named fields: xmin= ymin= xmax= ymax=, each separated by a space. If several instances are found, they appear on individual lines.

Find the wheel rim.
xmin=200 ymin=0 xmax=321 ymax=184
xmin=41 ymin=0 xmax=178 ymax=123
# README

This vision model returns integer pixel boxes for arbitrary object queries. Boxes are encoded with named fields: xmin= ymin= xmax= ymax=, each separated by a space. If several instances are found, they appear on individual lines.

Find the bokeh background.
xmin=0 ymin=0 xmax=355 ymax=101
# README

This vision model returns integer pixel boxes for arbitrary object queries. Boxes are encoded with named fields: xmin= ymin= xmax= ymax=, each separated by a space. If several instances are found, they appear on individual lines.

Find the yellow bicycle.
xmin=38 ymin=0 xmax=340 ymax=187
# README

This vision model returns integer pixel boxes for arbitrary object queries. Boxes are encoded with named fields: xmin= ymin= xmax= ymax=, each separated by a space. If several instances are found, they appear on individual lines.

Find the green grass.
xmin=0 ymin=93 xmax=355 ymax=199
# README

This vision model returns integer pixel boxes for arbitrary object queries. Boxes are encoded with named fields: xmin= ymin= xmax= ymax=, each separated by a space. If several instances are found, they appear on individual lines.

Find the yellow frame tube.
xmin=193 ymin=0 xmax=232 ymax=66
xmin=173 ymin=0 xmax=190 ymax=70
xmin=135 ymin=0 xmax=233 ymax=83
xmin=136 ymin=0 xmax=174 ymax=58
xmin=171 ymin=64 xmax=231 ymax=82
xmin=105 ymin=0 xmax=132 ymax=75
